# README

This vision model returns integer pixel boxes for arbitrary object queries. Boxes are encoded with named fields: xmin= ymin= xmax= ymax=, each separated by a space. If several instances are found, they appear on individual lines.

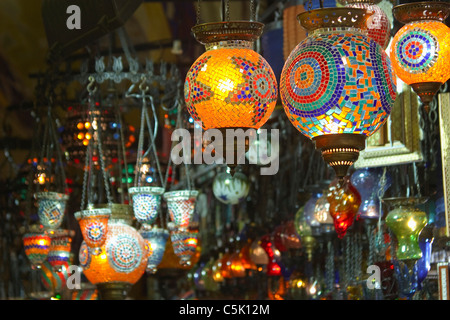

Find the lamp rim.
xmin=297 ymin=7 xmax=373 ymax=32
xmin=393 ymin=1 xmax=450 ymax=24
xmin=338 ymin=0 xmax=382 ymax=5
xmin=191 ymin=20 xmax=264 ymax=45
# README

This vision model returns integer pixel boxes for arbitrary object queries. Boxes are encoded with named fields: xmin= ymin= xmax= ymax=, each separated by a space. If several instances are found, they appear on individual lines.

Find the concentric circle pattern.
xmin=86 ymin=221 xmax=106 ymax=243
xmin=132 ymin=193 xmax=160 ymax=224
xmin=184 ymin=40 xmax=278 ymax=130
xmin=280 ymin=30 xmax=396 ymax=139
xmin=391 ymin=21 xmax=450 ymax=85
xmin=107 ymin=234 xmax=143 ymax=273
xmin=79 ymin=241 xmax=91 ymax=269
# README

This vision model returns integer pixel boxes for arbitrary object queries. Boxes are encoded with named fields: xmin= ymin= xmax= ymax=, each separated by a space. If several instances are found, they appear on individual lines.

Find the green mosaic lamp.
xmin=280 ymin=7 xmax=397 ymax=179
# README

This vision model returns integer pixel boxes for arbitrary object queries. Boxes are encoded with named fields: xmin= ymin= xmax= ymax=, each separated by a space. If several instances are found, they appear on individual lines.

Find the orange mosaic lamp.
xmin=184 ymin=21 xmax=278 ymax=172
xmin=79 ymin=204 xmax=148 ymax=300
xmin=390 ymin=2 xmax=450 ymax=110
xmin=280 ymin=8 xmax=397 ymax=179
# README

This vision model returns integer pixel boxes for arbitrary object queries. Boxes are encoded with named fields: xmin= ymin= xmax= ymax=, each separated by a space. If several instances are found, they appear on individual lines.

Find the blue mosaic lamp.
xmin=129 ymin=186 xmax=165 ymax=229
xmin=280 ymin=7 xmax=397 ymax=179
xmin=139 ymin=227 xmax=169 ymax=274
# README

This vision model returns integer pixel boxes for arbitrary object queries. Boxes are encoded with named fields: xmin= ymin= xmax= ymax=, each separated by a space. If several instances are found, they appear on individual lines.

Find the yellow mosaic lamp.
xmin=390 ymin=2 xmax=450 ymax=110
xmin=184 ymin=21 xmax=278 ymax=172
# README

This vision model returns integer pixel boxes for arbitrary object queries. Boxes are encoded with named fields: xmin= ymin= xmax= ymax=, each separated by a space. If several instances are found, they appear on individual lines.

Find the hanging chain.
xmin=196 ymin=0 xmax=202 ymax=25
xmin=250 ymin=0 xmax=255 ymax=21
xmin=226 ymin=0 xmax=230 ymax=22
xmin=307 ymin=0 xmax=313 ymax=12
xmin=375 ymin=167 xmax=388 ymax=258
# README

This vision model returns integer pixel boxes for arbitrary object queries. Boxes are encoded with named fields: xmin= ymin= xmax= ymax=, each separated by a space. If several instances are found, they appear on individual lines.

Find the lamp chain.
xmin=375 ymin=166 xmax=387 ymax=258
xmin=196 ymin=0 xmax=202 ymax=25
xmin=250 ymin=0 xmax=255 ymax=21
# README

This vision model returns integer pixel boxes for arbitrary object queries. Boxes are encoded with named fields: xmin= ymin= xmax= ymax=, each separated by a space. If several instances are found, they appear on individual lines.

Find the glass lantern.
xmin=80 ymin=204 xmax=148 ymax=300
xmin=170 ymin=229 xmax=199 ymax=267
xmin=164 ymin=190 xmax=199 ymax=231
xmin=23 ymin=229 xmax=52 ymax=269
xmin=75 ymin=208 xmax=111 ymax=255
xmin=35 ymin=192 xmax=69 ymax=230
xmin=47 ymin=229 xmax=75 ymax=272
xmin=212 ymin=170 xmax=250 ymax=205
xmin=390 ymin=1 xmax=450 ymax=108
xmin=280 ymin=8 xmax=396 ymax=178
xmin=129 ymin=186 xmax=165 ymax=229
xmin=139 ymin=227 xmax=169 ymax=274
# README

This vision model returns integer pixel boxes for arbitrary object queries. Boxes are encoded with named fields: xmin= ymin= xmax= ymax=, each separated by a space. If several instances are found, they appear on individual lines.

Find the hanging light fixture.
xmin=139 ymin=227 xmax=170 ymax=274
xmin=390 ymin=1 xmax=450 ymax=110
xmin=280 ymin=7 xmax=397 ymax=179
xmin=22 ymin=225 xmax=52 ymax=269
xmin=338 ymin=0 xmax=391 ymax=49
xmin=212 ymin=168 xmax=250 ymax=205
xmin=184 ymin=0 xmax=278 ymax=173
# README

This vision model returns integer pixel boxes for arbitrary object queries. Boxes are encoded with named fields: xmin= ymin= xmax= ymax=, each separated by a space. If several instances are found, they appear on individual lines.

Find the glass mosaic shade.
xmin=170 ymin=229 xmax=199 ymax=267
xmin=339 ymin=0 xmax=391 ymax=49
xmin=129 ymin=186 xmax=164 ymax=229
xmin=35 ymin=192 xmax=69 ymax=230
xmin=185 ymin=21 xmax=278 ymax=130
xmin=75 ymin=208 xmax=111 ymax=255
xmin=80 ymin=204 xmax=147 ymax=299
xmin=390 ymin=2 xmax=450 ymax=107
xmin=164 ymin=190 xmax=199 ymax=231
xmin=139 ymin=227 xmax=169 ymax=274
xmin=47 ymin=229 xmax=75 ymax=271
xmin=280 ymin=8 xmax=397 ymax=178
xmin=23 ymin=231 xmax=52 ymax=269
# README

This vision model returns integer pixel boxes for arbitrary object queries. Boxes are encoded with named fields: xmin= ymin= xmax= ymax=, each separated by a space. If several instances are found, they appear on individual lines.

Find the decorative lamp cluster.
xmin=390 ymin=1 xmax=450 ymax=109
xmin=280 ymin=7 xmax=397 ymax=179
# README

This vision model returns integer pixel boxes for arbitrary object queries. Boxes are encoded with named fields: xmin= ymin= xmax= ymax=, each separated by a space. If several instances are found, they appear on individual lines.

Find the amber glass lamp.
xmin=390 ymin=2 xmax=450 ymax=110
xmin=280 ymin=8 xmax=396 ymax=179
xmin=185 ymin=21 xmax=278 ymax=172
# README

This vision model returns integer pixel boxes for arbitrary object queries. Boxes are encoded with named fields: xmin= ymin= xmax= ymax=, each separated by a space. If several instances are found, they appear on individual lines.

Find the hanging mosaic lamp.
xmin=170 ymin=229 xmax=199 ymax=267
xmin=22 ymin=226 xmax=52 ymax=269
xmin=35 ymin=192 xmax=70 ymax=230
xmin=74 ymin=208 xmax=111 ymax=255
xmin=47 ymin=229 xmax=75 ymax=272
xmin=129 ymin=186 xmax=165 ymax=229
xmin=164 ymin=190 xmax=199 ymax=231
xmin=338 ymin=0 xmax=391 ymax=49
xmin=390 ymin=1 xmax=450 ymax=110
xmin=185 ymin=21 xmax=278 ymax=172
xmin=212 ymin=170 xmax=250 ymax=205
xmin=280 ymin=8 xmax=396 ymax=179
xmin=327 ymin=176 xmax=361 ymax=238
xmin=384 ymin=197 xmax=428 ymax=264
xmin=139 ymin=227 xmax=169 ymax=274
xmin=80 ymin=204 xmax=148 ymax=300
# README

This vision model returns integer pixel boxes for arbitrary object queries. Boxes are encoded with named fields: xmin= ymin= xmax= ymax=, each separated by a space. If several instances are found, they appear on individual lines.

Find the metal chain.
xmin=250 ymin=0 xmax=255 ymax=21
xmin=196 ymin=0 xmax=201 ymax=25
xmin=226 ymin=0 xmax=230 ymax=22
xmin=307 ymin=0 xmax=313 ymax=12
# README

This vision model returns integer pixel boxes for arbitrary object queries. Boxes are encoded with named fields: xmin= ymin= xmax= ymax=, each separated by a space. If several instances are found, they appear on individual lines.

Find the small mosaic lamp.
xmin=139 ymin=227 xmax=169 ymax=274
xmin=164 ymin=190 xmax=199 ymax=231
xmin=280 ymin=8 xmax=396 ymax=179
xmin=47 ymin=229 xmax=75 ymax=272
xmin=75 ymin=208 xmax=111 ymax=255
xmin=170 ymin=229 xmax=199 ymax=267
xmin=185 ymin=21 xmax=278 ymax=173
xmin=129 ymin=186 xmax=165 ymax=229
xmin=390 ymin=1 xmax=450 ymax=110
xmin=338 ymin=0 xmax=391 ymax=49
xmin=35 ymin=192 xmax=70 ymax=230
xmin=80 ymin=204 xmax=148 ymax=300
xmin=23 ymin=225 xmax=52 ymax=269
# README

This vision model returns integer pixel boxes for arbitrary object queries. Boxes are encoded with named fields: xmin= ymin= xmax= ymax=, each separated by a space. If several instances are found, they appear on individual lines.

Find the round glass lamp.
xmin=212 ymin=170 xmax=250 ymax=205
xmin=185 ymin=21 xmax=278 ymax=172
xmin=280 ymin=8 xmax=396 ymax=179
xmin=390 ymin=2 xmax=450 ymax=109
xmin=79 ymin=204 xmax=148 ymax=300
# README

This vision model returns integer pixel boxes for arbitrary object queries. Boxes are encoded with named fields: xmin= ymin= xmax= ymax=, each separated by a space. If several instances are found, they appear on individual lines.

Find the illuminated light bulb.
xmin=82 ymin=139 xmax=89 ymax=146
xmin=280 ymin=7 xmax=396 ymax=179
xmin=384 ymin=197 xmax=428 ymax=261
xmin=77 ymin=132 xmax=84 ymax=140
xmin=85 ymin=132 xmax=91 ymax=140
xmin=77 ymin=122 xmax=84 ymax=130
xmin=327 ymin=177 xmax=361 ymax=238
xmin=84 ymin=122 xmax=91 ymax=129
xmin=390 ymin=1 xmax=450 ymax=110
xmin=185 ymin=20 xmax=278 ymax=173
